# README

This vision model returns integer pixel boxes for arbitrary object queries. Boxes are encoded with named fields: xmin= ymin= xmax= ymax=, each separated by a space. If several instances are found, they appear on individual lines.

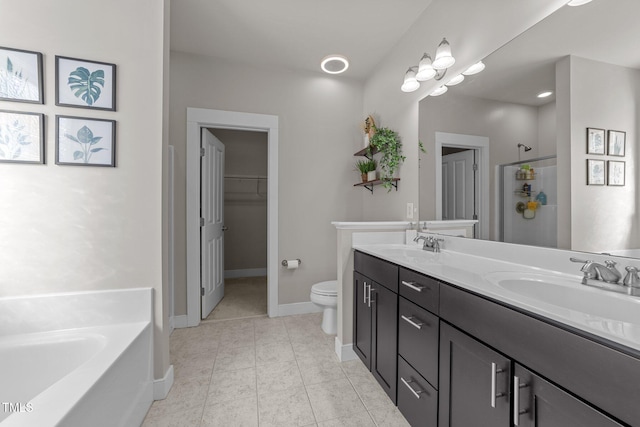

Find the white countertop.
xmin=353 ymin=243 xmax=640 ymax=355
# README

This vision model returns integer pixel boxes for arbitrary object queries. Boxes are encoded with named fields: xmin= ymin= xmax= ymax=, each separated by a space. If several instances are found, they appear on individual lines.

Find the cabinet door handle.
xmin=363 ymin=282 xmax=368 ymax=305
xmin=401 ymin=280 xmax=426 ymax=292
xmin=513 ymin=375 xmax=529 ymax=426
xmin=490 ymin=362 xmax=505 ymax=408
xmin=401 ymin=315 xmax=425 ymax=329
xmin=400 ymin=377 xmax=424 ymax=399
xmin=368 ymin=286 xmax=375 ymax=307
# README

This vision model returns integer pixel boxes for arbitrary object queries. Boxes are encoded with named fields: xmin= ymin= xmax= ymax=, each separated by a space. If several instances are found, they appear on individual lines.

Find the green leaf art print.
xmin=0 ymin=117 xmax=32 ymax=160
xmin=65 ymin=125 xmax=107 ymax=163
xmin=67 ymin=67 xmax=105 ymax=106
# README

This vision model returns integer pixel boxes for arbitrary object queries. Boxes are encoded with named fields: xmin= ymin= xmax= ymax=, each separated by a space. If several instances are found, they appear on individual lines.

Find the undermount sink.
xmin=483 ymin=272 xmax=640 ymax=324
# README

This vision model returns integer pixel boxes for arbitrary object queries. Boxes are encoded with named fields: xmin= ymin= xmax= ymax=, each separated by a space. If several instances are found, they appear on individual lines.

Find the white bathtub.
xmin=0 ymin=289 xmax=153 ymax=427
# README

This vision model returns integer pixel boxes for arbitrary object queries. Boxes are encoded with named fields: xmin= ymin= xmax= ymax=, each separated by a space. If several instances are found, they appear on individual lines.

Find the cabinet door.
xmin=439 ymin=322 xmax=510 ymax=427
xmin=353 ymin=272 xmax=372 ymax=369
xmin=371 ymin=282 xmax=398 ymax=404
xmin=514 ymin=364 xmax=624 ymax=427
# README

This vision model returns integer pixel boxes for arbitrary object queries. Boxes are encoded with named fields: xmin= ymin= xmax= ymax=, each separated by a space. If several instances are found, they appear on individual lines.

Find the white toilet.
xmin=310 ymin=280 xmax=338 ymax=335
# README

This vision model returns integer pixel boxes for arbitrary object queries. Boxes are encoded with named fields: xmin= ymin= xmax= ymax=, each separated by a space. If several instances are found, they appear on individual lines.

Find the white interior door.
xmin=442 ymin=149 xmax=476 ymax=222
xmin=201 ymin=128 xmax=225 ymax=319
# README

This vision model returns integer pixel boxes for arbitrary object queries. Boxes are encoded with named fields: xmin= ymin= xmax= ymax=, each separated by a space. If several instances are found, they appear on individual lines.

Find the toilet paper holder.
xmin=281 ymin=259 xmax=302 ymax=267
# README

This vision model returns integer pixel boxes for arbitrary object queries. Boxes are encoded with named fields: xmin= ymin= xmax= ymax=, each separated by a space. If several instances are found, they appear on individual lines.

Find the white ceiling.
xmin=451 ymin=0 xmax=640 ymax=106
xmin=170 ymin=0 xmax=433 ymax=80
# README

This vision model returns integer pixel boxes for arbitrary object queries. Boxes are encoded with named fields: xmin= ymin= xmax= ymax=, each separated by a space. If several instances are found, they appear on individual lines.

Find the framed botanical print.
xmin=607 ymin=130 xmax=625 ymax=157
xmin=587 ymin=159 xmax=605 ymax=185
xmin=586 ymin=128 xmax=605 ymax=155
xmin=0 ymin=110 xmax=45 ymax=163
xmin=608 ymin=160 xmax=625 ymax=186
xmin=55 ymin=56 xmax=116 ymax=111
xmin=0 ymin=46 xmax=44 ymax=104
xmin=56 ymin=115 xmax=115 ymax=166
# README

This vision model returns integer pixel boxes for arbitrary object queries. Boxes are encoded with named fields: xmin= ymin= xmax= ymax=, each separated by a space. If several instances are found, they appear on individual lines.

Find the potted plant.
xmin=355 ymin=159 xmax=377 ymax=182
xmin=368 ymin=126 xmax=406 ymax=190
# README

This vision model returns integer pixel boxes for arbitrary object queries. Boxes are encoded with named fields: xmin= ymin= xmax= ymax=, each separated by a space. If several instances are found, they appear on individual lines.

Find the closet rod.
xmin=224 ymin=174 xmax=268 ymax=180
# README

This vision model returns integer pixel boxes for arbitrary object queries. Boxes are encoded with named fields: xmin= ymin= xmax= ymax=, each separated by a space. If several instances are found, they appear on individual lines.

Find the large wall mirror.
xmin=419 ymin=0 xmax=640 ymax=257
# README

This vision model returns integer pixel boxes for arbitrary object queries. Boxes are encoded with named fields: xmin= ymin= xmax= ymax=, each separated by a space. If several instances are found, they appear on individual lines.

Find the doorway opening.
xmin=441 ymin=147 xmax=479 ymax=238
xmin=186 ymin=108 xmax=278 ymax=327
xmin=204 ymin=128 xmax=268 ymax=321
xmin=434 ymin=132 xmax=490 ymax=240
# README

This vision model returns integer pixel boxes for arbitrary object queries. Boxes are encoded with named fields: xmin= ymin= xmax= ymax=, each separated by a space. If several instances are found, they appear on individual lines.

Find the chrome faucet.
xmin=570 ymin=258 xmax=622 ymax=284
xmin=413 ymin=235 xmax=443 ymax=253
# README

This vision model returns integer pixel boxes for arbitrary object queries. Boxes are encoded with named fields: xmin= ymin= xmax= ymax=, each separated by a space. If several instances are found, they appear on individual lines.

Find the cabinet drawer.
xmin=354 ymin=251 xmax=398 ymax=292
xmin=398 ymin=297 xmax=439 ymax=388
xmin=398 ymin=356 xmax=437 ymax=427
xmin=399 ymin=267 xmax=439 ymax=314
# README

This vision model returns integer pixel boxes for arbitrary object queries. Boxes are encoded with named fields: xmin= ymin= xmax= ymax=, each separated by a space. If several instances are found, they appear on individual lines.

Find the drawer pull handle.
xmin=490 ymin=362 xmax=506 ymax=408
xmin=401 ymin=280 xmax=426 ymax=292
xmin=401 ymin=315 xmax=425 ymax=329
xmin=513 ymin=375 xmax=529 ymax=426
xmin=400 ymin=377 xmax=424 ymax=399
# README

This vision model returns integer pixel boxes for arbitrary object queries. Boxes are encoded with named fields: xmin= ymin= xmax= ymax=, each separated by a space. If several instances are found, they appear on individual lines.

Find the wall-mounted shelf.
xmin=354 ymin=178 xmax=400 ymax=194
xmin=354 ymin=145 xmax=379 ymax=160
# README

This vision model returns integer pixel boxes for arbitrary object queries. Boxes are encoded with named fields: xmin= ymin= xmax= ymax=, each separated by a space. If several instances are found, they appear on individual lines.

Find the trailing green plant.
xmin=67 ymin=67 xmax=105 ymax=106
xmin=419 ymin=140 xmax=426 ymax=153
xmin=355 ymin=158 xmax=377 ymax=174
xmin=368 ymin=126 xmax=405 ymax=190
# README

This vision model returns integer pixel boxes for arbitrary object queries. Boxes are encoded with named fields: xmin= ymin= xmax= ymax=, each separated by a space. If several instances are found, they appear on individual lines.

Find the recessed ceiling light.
xmin=567 ymin=0 xmax=593 ymax=6
xmin=537 ymin=91 xmax=553 ymax=98
xmin=462 ymin=61 xmax=485 ymax=76
xmin=321 ymin=55 xmax=349 ymax=74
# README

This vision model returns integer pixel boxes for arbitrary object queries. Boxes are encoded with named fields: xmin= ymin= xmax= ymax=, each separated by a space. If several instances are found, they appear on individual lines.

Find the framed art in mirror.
xmin=0 ymin=110 xmax=45 ymax=164
xmin=0 ymin=46 xmax=44 ymax=104
xmin=587 ymin=128 xmax=605 ymax=155
xmin=608 ymin=160 xmax=625 ymax=186
xmin=587 ymin=159 xmax=605 ymax=185
xmin=607 ymin=130 xmax=625 ymax=156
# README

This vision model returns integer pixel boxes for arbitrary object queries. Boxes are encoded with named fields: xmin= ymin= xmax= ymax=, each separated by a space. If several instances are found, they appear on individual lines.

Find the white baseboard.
xmin=224 ymin=268 xmax=267 ymax=279
xmin=277 ymin=301 xmax=323 ymax=317
xmin=153 ymin=365 xmax=174 ymax=400
xmin=334 ymin=337 xmax=358 ymax=362
xmin=172 ymin=315 xmax=188 ymax=329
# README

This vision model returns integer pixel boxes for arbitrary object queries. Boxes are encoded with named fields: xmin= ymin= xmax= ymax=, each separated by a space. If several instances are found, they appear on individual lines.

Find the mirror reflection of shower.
xmin=517 ymin=143 xmax=532 ymax=161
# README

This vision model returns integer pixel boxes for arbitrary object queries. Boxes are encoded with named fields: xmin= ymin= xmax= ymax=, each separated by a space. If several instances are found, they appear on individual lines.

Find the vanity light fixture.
xmin=401 ymin=66 xmax=420 ymax=92
xmin=567 ymin=0 xmax=593 ymax=6
xmin=446 ymin=74 xmax=465 ymax=86
xmin=537 ymin=91 xmax=553 ymax=98
xmin=430 ymin=86 xmax=448 ymax=96
xmin=402 ymin=39 xmax=483 ymax=94
xmin=462 ymin=61 xmax=485 ymax=76
xmin=320 ymin=54 xmax=349 ymax=74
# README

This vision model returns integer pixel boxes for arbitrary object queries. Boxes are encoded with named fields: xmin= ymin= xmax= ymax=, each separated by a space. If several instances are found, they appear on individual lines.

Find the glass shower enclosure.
xmin=498 ymin=155 xmax=557 ymax=248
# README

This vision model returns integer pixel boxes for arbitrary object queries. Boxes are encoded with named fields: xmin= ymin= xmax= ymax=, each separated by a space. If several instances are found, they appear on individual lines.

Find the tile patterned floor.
xmin=204 ymin=277 xmax=267 ymax=321
xmin=142 ymin=313 xmax=410 ymax=427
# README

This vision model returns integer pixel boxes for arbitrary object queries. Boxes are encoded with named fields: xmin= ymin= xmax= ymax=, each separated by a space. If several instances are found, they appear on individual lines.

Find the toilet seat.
xmin=311 ymin=280 xmax=337 ymax=297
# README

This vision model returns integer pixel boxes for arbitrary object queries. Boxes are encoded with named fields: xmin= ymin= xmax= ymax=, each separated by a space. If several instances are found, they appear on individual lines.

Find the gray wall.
xmin=170 ymin=52 xmax=365 ymax=310
xmin=419 ymin=94 xmax=544 ymax=239
xmin=560 ymin=56 xmax=640 ymax=252
xmin=0 ymin=0 xmax=169 ymax=379
xmin=211 ymin=129 xmax=268 ymax=272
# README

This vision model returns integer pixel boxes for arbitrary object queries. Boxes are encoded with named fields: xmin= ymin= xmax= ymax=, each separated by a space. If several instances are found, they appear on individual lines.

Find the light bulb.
xmin=416 ymin=53 xmax=436 ymax=81
xmin=430 ymin=86 xmax=448 ymax=96
xmin=433 ymin=38 xmax=455 ymax=70
xmin=401 ymin=67 xmax=420 ymax=92
xmin=446 ymin=74 xmax=465 ymax=86
xmin=462 ymin=61 xmax=485 ymax=76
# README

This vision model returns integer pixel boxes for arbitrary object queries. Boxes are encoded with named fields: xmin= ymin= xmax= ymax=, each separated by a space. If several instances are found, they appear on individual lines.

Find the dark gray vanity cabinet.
xmin=353 ymin=251 xmax=399 ymax=403
xmin=353 ymin=271 xmax=372 ymax=369
xmin=438 ymin=322 xmax=511 ymax=427
xmin=513 ymin=364 xmax=624 ymax=427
